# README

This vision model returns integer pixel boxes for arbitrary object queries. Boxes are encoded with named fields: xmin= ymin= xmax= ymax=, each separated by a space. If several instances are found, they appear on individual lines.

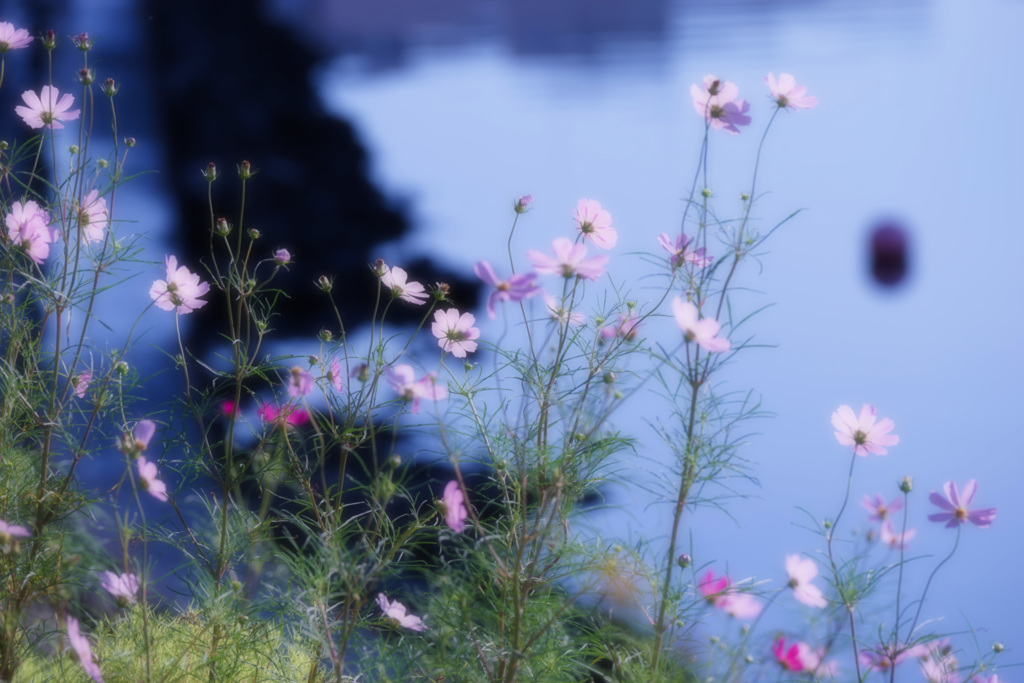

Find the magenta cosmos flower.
xmin=99 ymin=571 xmax=140 ymax=606
xmin=149 ymin=255 xmax=210 ymax=314
xmin=474 ymin=260 xmax=540 ymax=318
xmin=76 ymin=190 xmax=108 ymax=243
xmin=672 ymin=297 xmax=730 ymax=353
xmin=15 ymin=85 xmax=81 ymax=129
xmin=690 ymin=75 xmax=751 ymax=134
xmin=431 ymin=308 xmax=480 ymax=358
xmin=381 ymin=265 xmax=427 ymax=305
xmin=258 ymin=403 xmax=310 ymax=427
xmin=441 ymin=480 xmax=468 ymax=533
xmin=831 ymin=404 xmax=899 ymax=456
xmin=0 ymin=23 xmax=32 ymax=52
xmin=773 ymin=637 xmax=813 ymax=672
xmin=66 ymin=616 xmax=104 ymax=683
xmin=862 ymin=493 xmax=903 ymax=522
xmin=785 ymin=555 xmax=826 ymax=608
xmin=928 ymin=479 xmax=996 ymax=528
xmin=879 ymin=519 xmax=916 ymax=549
xmin=697 ymin=570 xmax=762 ymax=620
xmin=386 ymin=364 xmax=448 ymax=414
xmin=527 ymin=237 xmax=608 ymax=281
xmin=136 ymin=457 xmax=169 ymax=502
xmin=6 ymin=199 xmax=56 ymax=265
xmin=574 ymin=198 xmax=617 ymax=250
xmin=658 ymin=232 xmax=711 ymax=269
xmin=376 ymin=593 xmax=426 ymax=632
xmin=765 ymin=73 xmax=818 ymax=110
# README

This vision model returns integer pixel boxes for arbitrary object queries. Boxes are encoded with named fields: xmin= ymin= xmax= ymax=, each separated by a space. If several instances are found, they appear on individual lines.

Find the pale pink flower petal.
xmin=386 ymin=364 xmax=448 ymax=414
xmin=573 ymin=198 xmax=617 ymax=249
xmin=441 ymin=480 xmax=468 ymax=533
xmin=381 ymin=265 xmax=427 ymax=305
xmin=5 ymin=200 xmax=56 ymax=264
xmin=831 ymin=404 xmax=899 ymax=456
xmin=672 ymin=297 xmax=730 ymax=353
xmin=861 ymin=493 xmax=903 ymax=522
xmin=15 ymin=85 xmax=81 ymax=129
xmin=658 ymin=232 xmax=711 ymax=269
xmin=690 ymin=75 xmax=751 ymax=134
xmin=326 ymin=358 xmax=344 ymax=393
xmin=136 ymin=457 xmax=169 ymax=502
xmin=77 ymin=190 xmax=108 ymax=243
xmin=71 ymin=371 xmax=92 ymax=399
xmin=149 ymin=255 xmax=210 ymax=314
xmin=527 ymin=238 xmax=608 ymax=281
xmin=474 ymin=260 xmax=540 ymax=318
xmin=288 ymin=366 xmax=314 ymax=398
xmin=431 ymin=308 xmax=480 ymax=358
xmin=376 ymin=593 xmax=426 ymax=632
xmin=765 ymin=72 xmax=818 ymax=110
xmin=599 ymin=311 xmax=641 ymax=342
xmin=66 ymin=616 xmax=104 ymax=683
xmin=99 ymin=571 xmax=140 ymax=606
xmin=785 ymin=554 xmax=827 ymax=608
xmin=879 ymin=520 xmax=916 ymax=549
xmin=0 ymin=23 xmax=33 ymax=52
xmin=544 ymin=294 xmax=584 ymax=326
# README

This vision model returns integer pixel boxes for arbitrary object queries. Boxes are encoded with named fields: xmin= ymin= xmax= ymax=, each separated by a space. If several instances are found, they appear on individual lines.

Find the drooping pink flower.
xmin=77 ymin=190 xmax=108 ymax=243
xmin=71 ymin=371 xmax=92 ymax=399
xmin=544 ymin=294 xmax=584 ymax=327
xmin=0 ymin=519 xmax=30 ymax=553
xmin=136 ymin=457 xmax=168 ymax=502
xmin=765 ymin=73 xmax=818 ymax=110
xmin=785 ymin=555 xmax=827 ymax=608
xmin=831 ymin=404 xmax=899 ymax=456
xmin=690 ymin=75 xmax=751 ymax=134
xmin=861 ymin=493 xmax=903 ymax=522
xmin=474 ymin=261 xmax=540 ymax=318
xmin=376 ymin=593 xmax=426 ymax=632
xmin=879 ymin=519 xmax=916 ymax=549
xmin=772 ymin=637 xmax=808 ymax=672
xmin=928 ymin=480 xmax=996 ymax=528
xmin=527 ymin=238 xmax=608 ymax=281
xmin=385 ymin=364 xmax=448 ymax=414
xmin=0 ymin=23 xmax=32 ymax=52
xmin=6 ymin=200 xmax=57 ymax=265
xmin=441 ymin=480 xmax=468 ymax=533
xmin=599 ymin=311 xmax=641 ymax=342
xmin=672 ymin=297 xmax=730 ymax=353
xmin=574 ymin=198 xmax=617 ymax=249
xmin=657 ymin=232 xmax=711 ymax=269
xmin=15 ymin=85 xmax=81 ymax=129
xmin=326 ymin=358 xmax=344 ymax=393
xmin=149 ymin=255 xmax=210 ymax=314
xmin=99 ymin=571 xmax=140 ymax=606
xmin=431 ymin=308 xmax=480 ymax=358
xmin=66 ymin=616 xmax=104 ymax=683
xmin=381 ymin=265 xmax=427 ymax=305
xmin=258 ymin=403 xmax=309 ymax=427
xmin=273 ymin=248 xmax=291 ymax=265
xmin=288 ymin=366 xmax=313 ymax=398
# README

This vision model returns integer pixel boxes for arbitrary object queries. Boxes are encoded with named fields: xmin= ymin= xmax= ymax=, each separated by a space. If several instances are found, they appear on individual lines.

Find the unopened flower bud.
xmin=102 ymin=78 xmax=118 ymax=96
xmin=237 ymin=160 xmax=253 ymax=179
xmin=318 ymin=328 xmax=333 ymax=342
xmin=42 ymin=30 xmax=57 ymax=50
xmin=899 ymin=476 xmax=913 ymax=493
xmin=740 ymin=193 xmax=750 ymax=201
xmin=993 ymin=642 xmax=1004 ymax=653
xmin=73 ymin=33 xmax=93 ymax=51
xmin=0 ymin=141 xmax=8 ymax=151
xmin=464 ymin=362 xmax=472 ymax=372
xmin=78 ymin=67 xmax=94 ymax=85
xmin=97 ymin=159 xmax=108 ymax=168
xmin=373 ymin=259 xmax=386 ymax=276
xmin=214 ymin=217 xmax=231 ymax=236
xmin=701 ymin=188 xmax=712 ymax=198
xmin=708 ymin=79 xmax=721 ymax=95
xmin=744 ymin=655 xmax=754 ymax=664
xmin=388 ymin=455 xmax=402 ymax=469
xmin=114 ymin=361 xmax=129 ymax=375
xmin=317 ymin=275 xmax=333 ymax=292
xmin=514 ymin=194 xmax=533 ymax=213
xmin=823 ymin=520 xmax=832 ymax=529
xmin=124 ymin=137 xmax=136 ymax=147
xmin=3 ymin=294 xmax=14 ymax=305
xmin=273 ymin=248 xmax=291 ymax=265
xmin=308 ymin=355 xmax=319 ymax=366
xmin=677 ymin=553 xmax=691 ymax=569
xmin=203 ymin=163 xmax=218 ymax=181
xmin=69 ymin=145 xmax=80 ymax=155
xmin=247 ymin=228 xmax=261 ymax=240
xmin=354 ymin=364 xmax=369 ymax=382
xmin=603 ymin=372 xmax=616 ymax=384
xmin=435 ymin=282 xmax=450 ymax=299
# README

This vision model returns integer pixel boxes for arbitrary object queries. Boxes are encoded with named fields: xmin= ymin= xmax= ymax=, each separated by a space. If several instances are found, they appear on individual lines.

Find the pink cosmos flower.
xmin=831 ymin=404 xmax=899 ymax=456
xmin=133 ymin=420 xmax=157 ymax=452
xmin=0 ymin=519 xmax=30 ymax=553
xmin=273 ymin=248 xmax=291 ymax=265
xmin=149 ymin=255 xmax=210 ymax=314
xmin=474 ymin=261 xmax=540 ymax=318
xmin=690 ymin=75 xmax=751 ymax=134
xmin=15 ymin=85 xmax=81 ymax=129
xmin=514 ymin=194 xmax=533 ymax=213
xmin=0 ymin=23 xmax=32 ymax=52
xmin=672 ymin=297 xmax=730 ymax=353
xmin=765 ymin=73 xmax=818 ymax=110
xmin=441 ymin=480 xmax=468 ymax=533
xmin=386 ymin=364 xmax=448 ymax=414
xmin=599 ymin=311 xmax=641 ymax=342
xmin=657 ymin=232 xmax=711 ymax=269
xmin=71 ymin=371 xmax=92 ymax=399
xmin=99 ymin=571 xmax=140 ymax=606
xmin=258 ymin=403 xmax=310 ymax=427
xmin=6 ymin=200 xmax=57 ymax=265
xmin=574 ymin=198 xmax=617 ymax=249
xmin=288 ymin=366 xmax=313 ymax=398
xmin=527 ymin=237 xmax=608 ymax=281
xmin=785 ymin=555 xmax=827 ymax=608
xmin=66 ymin=616 xmax=104 ymax=683
xmin=381 ymin=265 xmax=427 ymax=305
xmin=772 ymin=637 xmax=809 ymax=672
xmin=326 ymin=358 xmax=344 ymax=393
xmin=861 ymin=493 xmax=903 ymax=522
xmin=928 ymin=480 xmax=996 ymax=528
xmin=136 ymin=457 xmax=169 ymax=502
xmin=77 ymin=190 xmax=108 ymax=243
xmin=697 ymin=570 xmax=762 ymax=620
xmin=971 ymin=676 xmax=1004 ymax=683
xmin=544 ymin=294 xmax=584 ymax=327
xmin=879 ymin=519 xmax=916 ymax=549
xmin=920 ymin=639 xmax=960 ymax=683
xmin=376 ymin=593 xmax=426 ymax=632
xmin=431 ymin=308 xmax=480 ymax=358
xmin=222 ymin=400 xmax=238 ymax=417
